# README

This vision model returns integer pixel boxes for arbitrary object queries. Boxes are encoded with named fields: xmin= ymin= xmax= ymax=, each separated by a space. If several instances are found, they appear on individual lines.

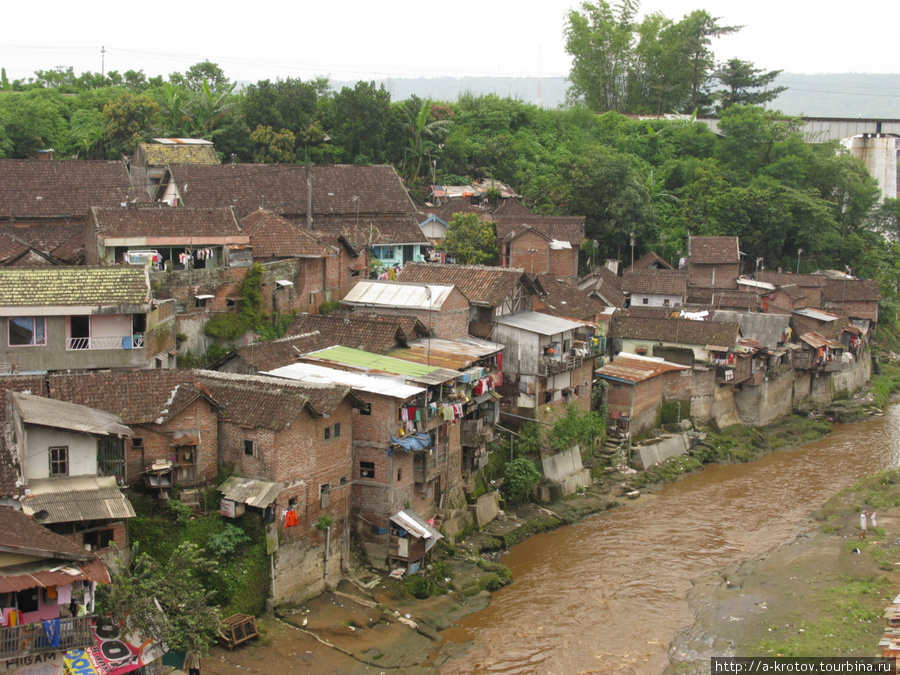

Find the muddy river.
xmin=440 ymin=407 xmax=900 ymax=674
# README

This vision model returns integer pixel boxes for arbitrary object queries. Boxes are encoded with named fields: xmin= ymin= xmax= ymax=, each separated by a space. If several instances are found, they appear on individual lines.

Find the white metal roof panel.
xmin=736 ymin=278 xmax=775 ymax=291
xmin=11 ymin=392 xmax=131 ymax=438
xmin=341 ymin=281 xmax=455 ymax=310
xmin=495 ymin=311 xmax=584 ymax=336
xmin=220 ymin=476 xmax=285 ymax=508
xmin=264 ymin=362 xmax=425 ymax=399
xmin=390 ymin=508 xmax=443 ymax=541
xmin=793 ymin=307 xmax=841 ymax=322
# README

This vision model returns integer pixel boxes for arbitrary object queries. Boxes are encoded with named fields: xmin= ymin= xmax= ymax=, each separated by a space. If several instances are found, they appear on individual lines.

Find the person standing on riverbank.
xmin=861 ymin=511 xmax=871 ymax=539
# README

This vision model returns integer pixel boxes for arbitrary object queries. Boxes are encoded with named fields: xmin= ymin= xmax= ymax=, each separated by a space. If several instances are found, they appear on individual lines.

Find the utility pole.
xmin=101 ymin=46 xmax=105 ymax=85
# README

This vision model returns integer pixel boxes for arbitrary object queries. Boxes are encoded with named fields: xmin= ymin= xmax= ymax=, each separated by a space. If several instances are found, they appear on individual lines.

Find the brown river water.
xmin=439 ymin=406 xmax=900 ymax=675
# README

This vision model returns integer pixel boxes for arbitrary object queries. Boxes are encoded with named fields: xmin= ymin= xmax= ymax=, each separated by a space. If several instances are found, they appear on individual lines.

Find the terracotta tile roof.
xmin=821 ymin=278 xmax=882 ymax=303
xmin=288 ymin=314 xmax=408 ymax=353
xmin=756 ymin=271 xmax=826 ymax=288
xmin=609 ymin=316 xmax=740 ymax=347
xmin=199 ymin=370 xmax=352 ymax=422
xmin=624 ymin=306 xmax=678 ymax=318
xmin=219 ymin=333 xmax=330 ymax=372
xmin=0 ymin=505 xmax=95 ymax=560
xmin=310 ymin=215 xmax=428 ymax=246
xmin=621 ymin=269 xmax=688 ymax=296
xmin=163 ymin=164 xmax=415 ymax=218
xmin=0 ymin=267 xmax=150 ymax=307
xmin=492 ymin=199 xmax=532 ymax=217
xmin=241 ymin=209 xmax=333 ymax=259
xmin=689 ymin=236 xmax=740 ymax=265
xmin=47 ymin=370 xmax=217 ymax=425
xmin=778 ymin=284 xmax=808 ymax=301
xmin=137 ymin=142 xmax=220 ymax=166
xmin=0 ymin=234 xmax=30 ymax=265
xmin=0 ymin=159 xmax=146 ymax=219
xmin=494 ymin=216 xmax=585 ymax=246
xmin=625 ymin=251 xmax=673 ymax=273
xmin=90 ymin=206 xmax=245 ymax=242
xmin=577 ymin=267 xmax=626 ymax=307
xmin=0 ymin=222 xmax=84 ymax=256
xmin=331 ymin=312 xmax=430 ymax=339
xmin=535 ymin=274 xmax=607 ymax=321
xmin=426 ymin=201 xmax=491 ymax=223
xmin=398 ymin=262 xmax=535 ymax=307
xmin=0 ymin=375 xmax=47 ymax=499
xmin=686 ymin=287 xmax=760 ymax=309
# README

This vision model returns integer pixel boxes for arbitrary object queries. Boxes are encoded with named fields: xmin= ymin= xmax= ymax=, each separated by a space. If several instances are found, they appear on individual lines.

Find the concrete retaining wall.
xmin=734 ymin=370 xmax=794 ymax=426
xmin=632 ymin=433 xmax=693 ymax=470
xmin=831 ymin=352 xmax=872 ymax=394
xmin=468 ymin=491 xmax=501 ymax=528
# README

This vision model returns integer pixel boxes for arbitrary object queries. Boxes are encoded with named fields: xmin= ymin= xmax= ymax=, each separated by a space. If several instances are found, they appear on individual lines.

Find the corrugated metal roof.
xmin=0 ymin=557 xmax=109 ymax=594
xmin=341 ymin=281 xmax=456 ymax=310
xmin=495 ymin=311 xmax=584 ymax=336
xmin=11 ymin=392 xmax=131 ymax=437
xmin=736 ymin=278 xmax=775 ymax=291
xmin=23 ymin=476 xmax=136 ymax=524
xmin=303 ymin=346 xmax=459 ymax=385
xmin=595 ymin=354 xmax=689 ymax=383
xmin=390 ymin=508 xmax=443 ymax=542
xmin=799 ymin=331 xmax=839 ymax=349
xmin=713 ymin=311 xmax=790 ymax=350
xmin=793 ymin=308 xmax=841 ymax=322
xmin=220 ymin=476 xmax=285 ymax=508
xmin=387 ymin=337 xmax=503 ymax=370
xmin=264 ymin=362 xmax=425 ymax=399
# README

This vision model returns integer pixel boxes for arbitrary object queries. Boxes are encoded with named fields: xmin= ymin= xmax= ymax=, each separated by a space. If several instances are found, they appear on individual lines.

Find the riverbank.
xmin=666 ymin=468 xmax=900 ymax=674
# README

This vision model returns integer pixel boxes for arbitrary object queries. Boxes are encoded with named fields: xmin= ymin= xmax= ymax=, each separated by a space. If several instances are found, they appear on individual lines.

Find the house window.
xmin=397 ymin=468 xmax=403 ymax=481
xmin=333 ymin=423 xmax=341 ymax=439
xmin=324 ymin=423 xmax=341 ymax=441
xmin=194 ymin=295 xmax=213 ymax=308
xmin=339 ymin=475 xmax=348 ymax=486
xmin=319 ymin=483 xmax=331 ymax=509
xmin=663 ymin=298 xmax=670 ymax=306
xmin=49 ymin=446 xmax=68 ymax=477
xmin=642 ymin=298 xmax=649 ymax=305
xmin=132 ymin=437 xmax=144 ymax=450
xmin=244 ymin=440 xmax=257 ymax=456
xmin=324 ymin=426 xmax=330 ymax=441
xmin=84 ymin=528 xmax=115 ymax=551
xmin=360 ymin=461 xmax=375 ymax=479
xmin=359 ymin=403 xmax=371 ymax=416
xmin=9 ymin=317 xmax=46 ymax=346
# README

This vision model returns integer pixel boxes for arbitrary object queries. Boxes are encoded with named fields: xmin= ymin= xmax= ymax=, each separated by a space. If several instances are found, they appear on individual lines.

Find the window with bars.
xmin=49 ymin=446 xmax=68 ymax=477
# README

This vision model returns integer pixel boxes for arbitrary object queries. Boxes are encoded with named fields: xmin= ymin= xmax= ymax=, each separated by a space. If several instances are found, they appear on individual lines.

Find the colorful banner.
xmin=62 ymin=619 xmax=165 ymax=675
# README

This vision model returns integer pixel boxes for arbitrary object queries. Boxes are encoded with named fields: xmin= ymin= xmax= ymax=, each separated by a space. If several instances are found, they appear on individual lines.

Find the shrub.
xmin=503 ymin=458 xmax=541 ymax=505
xmin=206 ymin=524 xmax=250 ymax=557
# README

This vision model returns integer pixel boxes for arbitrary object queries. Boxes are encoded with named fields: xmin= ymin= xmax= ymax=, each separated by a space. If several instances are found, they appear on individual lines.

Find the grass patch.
xmin=750 ymin=576 xmax=890 ymax=657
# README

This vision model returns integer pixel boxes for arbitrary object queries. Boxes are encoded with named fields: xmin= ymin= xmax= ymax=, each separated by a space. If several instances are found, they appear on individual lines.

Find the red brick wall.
xmin=509 ymin=232 xmax=550 ymax=275
xmin=689 ymin=263 xmax=740 ymax=289
xmin=825 ymin=300 xmax=878 ymax=323
xmin=126 ymin=398 xmax=219 ymax=486
xmin=340 ymin=287 xmax=470 ymax=340
xmin=549 ymin=246 xmax=579 ymax=279
xmin=63 ymin=520 xmax=127 ymax=553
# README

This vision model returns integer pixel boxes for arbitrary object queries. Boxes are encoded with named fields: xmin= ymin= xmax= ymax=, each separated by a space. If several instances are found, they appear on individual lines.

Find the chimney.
xmin=35 ymin=149 xmax=55 ymax=161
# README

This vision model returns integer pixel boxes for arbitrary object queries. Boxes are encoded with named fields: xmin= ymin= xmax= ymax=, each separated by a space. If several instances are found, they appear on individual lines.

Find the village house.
xmin=625 ymin=251 xmax=673 ymax=273
xmin=608 ymin=316 xmax=741 ymax=365
xmin=47 ymin=370 xmax=222 ymax=490
xmin=494 ymin=216 xmax=585 ymax=280
xmin=758 ymin=283 xmax=809 ymax=314
xmin=0 ymin=158 xmax=146 ymax=267
xmin=340 ymin=281 xmax=470 ymax=340
xmin=398 ymin=263 xmax=543 ymax=338
xmin=312 ymin=215 xmax=430 ymax=272
xmin=0 ymin=507 xmax=111 ymax=666
xmin=198 ymin=371 xmax=360 ymax=600
xmin=687 ymin=236 xmax=742 ymax=289
xmin=491 ymin=312 xmax=598 ymax=425
xmin=129 ymin=138 xmax=219 ymax=198
xmin=577 ymin=266 xmax=627 ymax=309
xmin=85 ymin=205 xmax=250 ymax=270
xmin=0 ymin=225 xmax=83 ymax=267
xmin=0 ymin=267 xmax=176 ymax=372
xmin=595 ymin=354 xmax=690 ymax=437
xmin=262 ymin=361 xmax=446 ymax=572
xmin=533 ymin=274 xmax=612 ymax=327
xmin=621 ymin=269 xmax=688 ymax=308
xmin=820 ymin=275 xmax=881 ymax=329
xmin=756 ymin=271 xmax=826 ymax=308
xmin=686 ymin=287 xmax=761 ymax=312
xmin=5 ymin=392 xmax=135 ymax=559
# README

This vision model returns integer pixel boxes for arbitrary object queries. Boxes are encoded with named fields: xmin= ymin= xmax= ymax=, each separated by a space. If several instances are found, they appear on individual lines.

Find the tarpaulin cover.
xmin=390 ymin=433 xmax=432 ymax=452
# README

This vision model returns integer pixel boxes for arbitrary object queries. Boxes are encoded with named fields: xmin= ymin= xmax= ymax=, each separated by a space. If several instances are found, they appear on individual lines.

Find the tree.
xmin=102 ymin=92 xmax=161 ymax=157
xmin=675 ymin=10 xmax=740 ymax=114
xmin=714 ymin=59 xmax=787 ymax=110
xmin=0 ymin=89 xmax=69 ymax=158
xmin=399 ymin=99 xmax=452 ymax=183
xmin=502 ymin=458 xmax=542 ymax=505
xmin=249 ymin=125 xmax=296 ymax=163
xmin=565 ymin=0 xmax=638 ymax=112
xmin=242 ymin=77 xmax=328 ymax=161
xmin=327 ymin=81 xmax=392 ymax=163
xmin=97 ymin=542 xmax=221 ymax=655
xmin=436 ymin=213 xmax=498 ymax=265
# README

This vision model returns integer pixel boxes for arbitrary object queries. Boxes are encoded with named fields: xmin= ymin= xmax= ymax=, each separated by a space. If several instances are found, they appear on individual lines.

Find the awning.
xmin=275 ymin=279 xmax=294 ymax=287
xmin=195 ymin=294 xmax=214 ymax=300
xmin=219 ymin=476 xmax=286 ymax=509
xmin=471 ymin=391 xmax=501 ymax=405
xmin=171 ymin=429 xmax=199 ymax=446
xmin=705 ymin=344 xmax=730 ymax=352
xmin=390 ymin=509 xmax=443 ymax=551
xmin=0 ymin=557 xmax=110 ymax=594
xmin=23 ymin=476 xmax=136 ymax=524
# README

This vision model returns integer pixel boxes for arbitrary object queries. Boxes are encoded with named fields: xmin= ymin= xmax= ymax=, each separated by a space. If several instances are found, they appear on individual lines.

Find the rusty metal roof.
xmin=0 ymin=556 xmax=109 ymax=594
xmin=799 ymin=331 xmax=839 ymax=349
xmin=22 ymin=476 xmax=136 ymax=524
xmin=220 ymin=476 xmax=285 ymax=509
xmin=595 ymin=354 xmax=689 ymax=384
xmin=387 ymin=337 xmax=503 ymax=370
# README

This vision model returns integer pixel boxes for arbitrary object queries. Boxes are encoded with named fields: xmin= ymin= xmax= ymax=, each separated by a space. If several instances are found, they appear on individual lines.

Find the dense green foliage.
xmin=3 ymin=53 xmax=897 ymax=313
xmin=437 ymin=213 xmax=498 ymax=265
xmin=502 ymin=458 xmax=542 ymax=504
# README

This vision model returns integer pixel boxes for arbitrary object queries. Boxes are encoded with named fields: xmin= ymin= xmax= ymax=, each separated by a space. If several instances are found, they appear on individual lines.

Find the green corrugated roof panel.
xmin=311 ymin=346 xmax=440 ymax=376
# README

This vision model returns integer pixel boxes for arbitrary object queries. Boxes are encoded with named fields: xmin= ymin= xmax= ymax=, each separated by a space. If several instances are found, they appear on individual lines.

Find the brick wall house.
xmin=688 ymin=236 xmax=741 ymax=289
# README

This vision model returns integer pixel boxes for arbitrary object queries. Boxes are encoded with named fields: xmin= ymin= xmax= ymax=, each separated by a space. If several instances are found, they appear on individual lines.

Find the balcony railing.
xmin=67 ymin=333 xmax=144 ymax=351
xmin=413 ymin=450 xmax=447 ymax=484
xmin=538 ymin=353 xmax=584 ymax=377
xmin=0 ymin=615 xmax=94 ymax=660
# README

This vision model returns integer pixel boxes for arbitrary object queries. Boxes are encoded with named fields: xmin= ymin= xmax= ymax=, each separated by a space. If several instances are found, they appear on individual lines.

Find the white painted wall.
xmin=24 ymin=425 xmax=98 ymax=478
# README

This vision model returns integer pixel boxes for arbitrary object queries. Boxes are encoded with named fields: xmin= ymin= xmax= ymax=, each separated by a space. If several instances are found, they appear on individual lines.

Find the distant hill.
xmin=325 ymin=73 xmax=900 ymax=119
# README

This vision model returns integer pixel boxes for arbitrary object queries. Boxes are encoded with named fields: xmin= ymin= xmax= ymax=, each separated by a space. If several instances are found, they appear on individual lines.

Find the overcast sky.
xmin=3 ymin=0 xmax=895 ymax=85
